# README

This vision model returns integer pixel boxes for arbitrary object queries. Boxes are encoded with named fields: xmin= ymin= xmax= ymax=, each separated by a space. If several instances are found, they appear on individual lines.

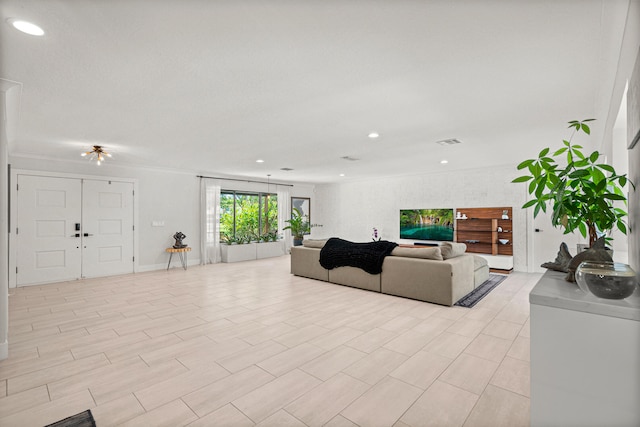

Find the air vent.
xmin=280 ymin=167 xmax=294 ymax=171
xmin=341 ymin=156 xmax=360 ymax=161
xmin=436 ymin=138 xmax=463 ymax=146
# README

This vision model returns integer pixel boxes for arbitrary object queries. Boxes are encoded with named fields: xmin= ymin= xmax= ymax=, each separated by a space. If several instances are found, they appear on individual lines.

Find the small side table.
xmin=166 ymin=247 xmax=191 ymax=270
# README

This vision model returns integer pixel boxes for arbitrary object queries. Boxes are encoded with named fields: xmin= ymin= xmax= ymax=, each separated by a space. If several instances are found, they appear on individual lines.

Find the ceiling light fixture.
xmin=81 ymin=145 xmax=111 ymax=165
xmin=256 ymin=159 xmax=264 ymax=163
xmin=368 ymin=132 xmax=380 ymax=139
xmin=339 ymin=174 xmax=345 ymax=177
xmin=440 ymin=160 xmax=449 ymax=164
xmin=8 ymin=19 xmax=44 ymax=36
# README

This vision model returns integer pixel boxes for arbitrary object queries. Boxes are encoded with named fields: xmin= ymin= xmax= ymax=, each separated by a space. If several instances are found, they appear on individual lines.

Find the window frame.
xmin=220 ymin=190 xmax=277 ymax=239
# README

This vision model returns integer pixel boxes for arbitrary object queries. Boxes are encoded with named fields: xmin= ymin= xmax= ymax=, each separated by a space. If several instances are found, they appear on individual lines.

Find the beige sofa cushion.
xmin=381 ymin=255 xmax=474 ymax=306
xmin=329 ymin=267 xmax=381 ymax=292
xmin=440 ymin=242 xmax=467 ymax=259
xmin=290 ymin=247 xmax=328 ymax=281
xmin=473 ymin=255 xmax=490 ymax=288
xmin=473 ymin=255 xmax=489 ymax=270
xmin=302 ymin=239 xmax=327 ymax=248
xmin=391 ymin=246 xmax=443 ymax=261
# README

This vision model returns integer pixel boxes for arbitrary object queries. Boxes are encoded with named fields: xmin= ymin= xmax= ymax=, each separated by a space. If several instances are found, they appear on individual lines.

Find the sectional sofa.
xmin=290 ymin=240 xmax=490 ymax=306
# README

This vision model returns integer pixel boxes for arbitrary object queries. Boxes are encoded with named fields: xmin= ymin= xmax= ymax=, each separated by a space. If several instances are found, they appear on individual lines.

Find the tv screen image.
xmin=400 ymin=209 xmax=454 ymax=241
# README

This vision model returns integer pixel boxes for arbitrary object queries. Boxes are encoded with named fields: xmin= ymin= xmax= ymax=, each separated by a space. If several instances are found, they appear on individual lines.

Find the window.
xmin=220 ymin=191 xmax=278 ymax=240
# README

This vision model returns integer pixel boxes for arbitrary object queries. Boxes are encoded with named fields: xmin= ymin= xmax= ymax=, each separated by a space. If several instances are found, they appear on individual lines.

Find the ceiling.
xmin=0 ymin=0 xmax=631 ymax=184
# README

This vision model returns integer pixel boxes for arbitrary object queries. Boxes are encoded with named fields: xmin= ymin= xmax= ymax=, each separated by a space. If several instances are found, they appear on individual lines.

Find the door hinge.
xmin=16 ymin=227 xmax=18 ymax=234
xmin=16 ymin=183 xmax=19 ymax=191
xmin=16 ymin=267 xmax=18 ymax=274
xmin=132 ymin=225 xmax=135 ymax=231
xmin=132 ymin=256 xmax=135 ymax=262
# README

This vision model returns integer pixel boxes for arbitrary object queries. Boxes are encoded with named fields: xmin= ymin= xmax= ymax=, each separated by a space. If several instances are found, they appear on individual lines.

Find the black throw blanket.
xmin=319 ymin=238 xmax=398 ymax=275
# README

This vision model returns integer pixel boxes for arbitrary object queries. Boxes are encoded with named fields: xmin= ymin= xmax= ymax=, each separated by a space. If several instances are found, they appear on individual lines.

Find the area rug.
xmin=454 ymin=273 xmax=508 ymax=308
xmin=45 ymin=410 xmax=96 ymax=427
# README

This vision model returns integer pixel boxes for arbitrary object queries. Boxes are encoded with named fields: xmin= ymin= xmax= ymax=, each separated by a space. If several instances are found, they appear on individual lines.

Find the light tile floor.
xmin=0 ymin=256 xmax=540 ymax=426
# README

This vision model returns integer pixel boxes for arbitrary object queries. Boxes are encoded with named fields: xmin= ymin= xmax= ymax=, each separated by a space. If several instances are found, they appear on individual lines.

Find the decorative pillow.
xmin=440 ymin=242 xmax=467 ymax=259
xmin=390 ymin=246 xmax=443 ymax=260
xmin=302 ymin=239 xmax=327 ymax=248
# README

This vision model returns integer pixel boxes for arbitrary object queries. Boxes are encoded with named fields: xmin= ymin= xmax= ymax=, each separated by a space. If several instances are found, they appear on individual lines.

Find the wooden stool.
xmin=166 ymin=247 xmax=191 ymax=270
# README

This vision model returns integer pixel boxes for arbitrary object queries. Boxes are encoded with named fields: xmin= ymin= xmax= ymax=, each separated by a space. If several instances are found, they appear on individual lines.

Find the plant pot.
xmin=256 ymin=241 xmax=285 ymax=259
xmin=220 ymin=242 xmax=257 ymax=263
xmin=293 ymin=238 xmax=303 ymax=247
xmin=575 ymin=261 xmax=638 ymax=299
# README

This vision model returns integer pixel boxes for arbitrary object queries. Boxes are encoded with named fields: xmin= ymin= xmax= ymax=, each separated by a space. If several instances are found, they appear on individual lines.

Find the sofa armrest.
xmin=381 ymin=255 xmax=474 ymax=306
xmin=290 ymin=246 xmax=329 ymax=281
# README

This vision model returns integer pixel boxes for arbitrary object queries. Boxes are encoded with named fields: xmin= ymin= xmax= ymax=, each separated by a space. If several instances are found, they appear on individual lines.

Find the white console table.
xmin=529 ymin=270 xmax=640 ymax=427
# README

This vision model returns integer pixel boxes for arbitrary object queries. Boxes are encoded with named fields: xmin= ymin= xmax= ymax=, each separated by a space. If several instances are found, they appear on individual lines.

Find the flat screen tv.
xmin=400 ymin=209 xmax=454 ymax=241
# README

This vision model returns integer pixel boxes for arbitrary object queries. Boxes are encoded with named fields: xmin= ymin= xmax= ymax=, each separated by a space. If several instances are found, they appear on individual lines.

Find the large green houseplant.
xmin=513 ymin=119 xmax=634 ymax=247
xmin=283 ymin=207 xmax=310 ymax=246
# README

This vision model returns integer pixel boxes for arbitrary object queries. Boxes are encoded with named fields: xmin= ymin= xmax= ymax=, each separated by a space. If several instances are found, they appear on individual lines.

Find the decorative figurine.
xmin=541 ymin=242 xmax=573 ymax=273
xmin=501 ymin=210 xmax=509 ymax=219
xmin=173 ymin=231 xmax=187 ymax=248
xmin=542 ymin=237 xmax=613 ymax=282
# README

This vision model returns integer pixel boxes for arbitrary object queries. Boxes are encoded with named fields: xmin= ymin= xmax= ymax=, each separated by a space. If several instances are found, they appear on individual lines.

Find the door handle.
xmin=83 ymin=233 xmax=94 ymax=237
xmin=70 ymin=233 xmax=80 ymax=238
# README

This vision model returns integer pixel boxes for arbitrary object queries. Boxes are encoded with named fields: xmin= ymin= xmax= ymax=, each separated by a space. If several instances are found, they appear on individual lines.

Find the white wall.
xmin=216 ymin=178 xmax=314 ymax=201
xmin=630 ymin=139 xmax=640 ymax=273
xmin=0 ymin=95 xmax=7 ymax=360
xmin=605 ymin=104 xmax=630 ymax=261
xmin=9 ymin=157 xmax=200 ymax=272
xmin=8 ymin=156 xmax=315 ymax=275
xmin=1 ymin=84 xmax=18 ymax=359
xmin=620 ymin=1 xmax=640 ymax=272
xmin=312 ymin=165 xmax=530 ymax=271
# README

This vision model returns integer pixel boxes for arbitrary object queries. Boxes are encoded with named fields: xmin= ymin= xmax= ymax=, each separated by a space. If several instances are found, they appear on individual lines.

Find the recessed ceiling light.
xmin=368 ymin=132 xmax=380 ymax=139
xmin=339 ymin=174 xmax=345 ymax=177
xmin=440 ymin=160 xmax=449 ymax=164
xmin=256 ymin=159 xmax=264 ymax=163
xmin=9 ymin=19 xmax=44 ymax=36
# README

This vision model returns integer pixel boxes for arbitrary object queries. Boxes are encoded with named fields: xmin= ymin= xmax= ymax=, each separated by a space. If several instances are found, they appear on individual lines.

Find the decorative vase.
xmin=575 ymin=261 xmax=638 ymax=299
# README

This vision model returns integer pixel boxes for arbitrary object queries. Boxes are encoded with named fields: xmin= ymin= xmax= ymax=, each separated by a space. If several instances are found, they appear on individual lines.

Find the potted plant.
xmin=283 ymin=208 xmax=310 ymax=246
xmin=255 ymin=229 xmax=285 ymax=258
xmin=262 ymin=230 xmax=279 ymax=242
xmin=512 ymin=119 xmax=634 ymax=247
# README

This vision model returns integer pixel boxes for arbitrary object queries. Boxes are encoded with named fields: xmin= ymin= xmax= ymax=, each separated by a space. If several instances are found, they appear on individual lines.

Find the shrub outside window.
xmin=220 ymin=191 xmax=277 ymax=241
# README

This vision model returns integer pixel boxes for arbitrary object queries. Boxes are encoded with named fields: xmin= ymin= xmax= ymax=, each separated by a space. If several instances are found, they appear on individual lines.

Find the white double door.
xmin=16 ymin=175 xmax=134 ymax=286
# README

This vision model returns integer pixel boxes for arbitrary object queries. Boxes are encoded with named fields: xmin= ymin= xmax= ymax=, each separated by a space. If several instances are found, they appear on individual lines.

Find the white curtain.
xmin=200 ymin=178 xmax=221 ymax=264
xmin=277 ymin=188 xmax=291 ymax=253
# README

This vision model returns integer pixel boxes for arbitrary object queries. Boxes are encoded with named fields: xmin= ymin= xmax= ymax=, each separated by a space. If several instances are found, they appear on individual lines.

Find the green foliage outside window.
xmin=220 ymin=191 xmax=278 ymax=242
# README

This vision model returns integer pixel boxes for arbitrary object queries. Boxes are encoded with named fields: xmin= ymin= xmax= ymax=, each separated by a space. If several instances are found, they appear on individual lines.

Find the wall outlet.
xmin=152 ymin=221 xmax=165 ymax=227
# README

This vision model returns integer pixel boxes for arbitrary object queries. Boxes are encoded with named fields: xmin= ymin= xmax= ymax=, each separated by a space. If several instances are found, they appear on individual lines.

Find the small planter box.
xmin=220 ymin=241 xmax=285 ymax=263
xmin=256 ymin=241 xmax=285 ymax=259
xmin=220 ymin=243 xmax=257 ymax=263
